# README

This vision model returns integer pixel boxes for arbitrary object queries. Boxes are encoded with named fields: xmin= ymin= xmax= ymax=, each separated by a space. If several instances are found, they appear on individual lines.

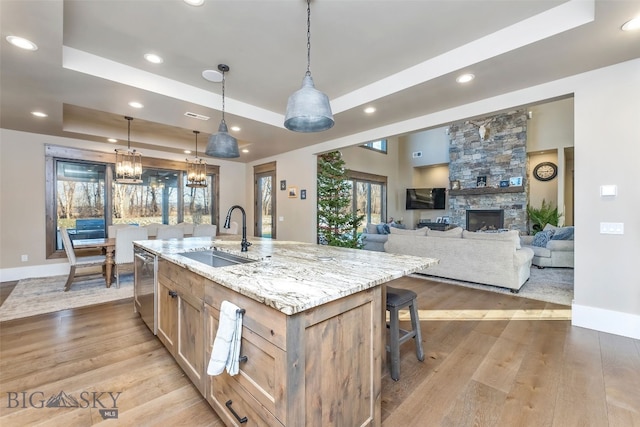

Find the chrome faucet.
xmin=224 ymin=205 xmax=251 ymax=252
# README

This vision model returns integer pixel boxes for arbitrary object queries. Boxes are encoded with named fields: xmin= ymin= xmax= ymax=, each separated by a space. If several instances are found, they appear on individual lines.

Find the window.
xmin=360 ymin=139 xmax=387 ymax=154
xmin=347 ymin=170 xmax=387 ymax=232
xmin=45 ymin=145 xmax=219 ymax=258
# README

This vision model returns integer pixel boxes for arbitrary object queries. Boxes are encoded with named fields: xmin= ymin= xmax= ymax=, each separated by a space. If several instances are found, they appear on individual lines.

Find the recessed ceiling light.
xmin=144 ymin=53 xmax=163 ymax=64
xmin=108 ymin=138 xmax=118 ymax=143
xmin=128 ymin=101 xmax=144 ymax=108
xmin=6 ymin=36 xmax=38 ymax=51
xmin=230 ymin=126 xmax=241 ymax=132
xmin=184 ymin=0 xmax=204 ymax=6
xmin=202 ymin=69 xmax=223 ymax=83
xmin=364 ymin=107 xmax=376 ymax=114
xmin=456 ymin=73 xmax=475 ymax=84
xmin=242 ymin=149 xmax=249 ymax=153
xmin=184 ymin=150 xmax=192 ymax=154
xmin=31 ymin=111 xmax=47 ymax=117
xmin=621 ymin=17 xmax=640 ymax=31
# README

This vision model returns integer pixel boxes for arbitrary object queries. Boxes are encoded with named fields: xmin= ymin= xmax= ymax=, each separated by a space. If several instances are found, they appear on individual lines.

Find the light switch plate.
xmin=600 ymin=185 xmax=617 ymax=196
xmin=600 ymin=222 xmax=624 ymax=234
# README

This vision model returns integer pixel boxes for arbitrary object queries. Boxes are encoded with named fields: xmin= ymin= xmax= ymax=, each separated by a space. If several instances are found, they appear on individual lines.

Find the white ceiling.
xmin=1 ymin=0 xmax=639 ymax=163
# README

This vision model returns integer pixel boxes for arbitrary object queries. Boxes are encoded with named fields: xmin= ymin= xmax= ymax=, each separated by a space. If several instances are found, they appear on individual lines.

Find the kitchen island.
xmin=134 ymin=236 xmax=437 ymax=426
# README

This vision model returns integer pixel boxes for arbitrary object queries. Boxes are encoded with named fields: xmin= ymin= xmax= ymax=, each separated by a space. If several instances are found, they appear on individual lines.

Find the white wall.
xmin=405 ymin=127 xmax=450 ymax=167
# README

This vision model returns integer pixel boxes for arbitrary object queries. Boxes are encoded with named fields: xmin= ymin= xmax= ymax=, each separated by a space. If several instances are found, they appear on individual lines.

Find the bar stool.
xmin=386 ymin=286 xmax=425 ymax=381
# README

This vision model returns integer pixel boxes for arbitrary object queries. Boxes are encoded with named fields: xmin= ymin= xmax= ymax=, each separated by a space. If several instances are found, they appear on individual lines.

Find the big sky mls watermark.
xmin=6 ymin=390 xmax=122 ymax=419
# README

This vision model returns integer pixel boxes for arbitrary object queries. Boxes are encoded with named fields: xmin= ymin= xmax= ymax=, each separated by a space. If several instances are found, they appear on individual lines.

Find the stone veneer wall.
xmin=448 ymin=109 xmax=528 ymax=232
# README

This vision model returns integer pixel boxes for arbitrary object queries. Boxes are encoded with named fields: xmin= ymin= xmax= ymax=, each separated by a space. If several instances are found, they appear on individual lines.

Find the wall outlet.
xmin=279 ymin=216 xmax=284 ymax=222
xmin=412 ymin=151 xmax=423 ymax=158
xmin=21 ymin=254 xmax=28 ymax=262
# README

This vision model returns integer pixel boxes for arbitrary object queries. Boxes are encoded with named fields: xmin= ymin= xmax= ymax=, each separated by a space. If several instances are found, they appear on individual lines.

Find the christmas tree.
xmin=317 ymin=151 xmax=364 ymax=248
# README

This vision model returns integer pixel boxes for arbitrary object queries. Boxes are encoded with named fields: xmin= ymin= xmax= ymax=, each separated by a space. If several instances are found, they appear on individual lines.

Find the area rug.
xmin=0 ymin=273 xmax=134 ymax=322
xmin=412 ymin=267 xmax=574 ymax=306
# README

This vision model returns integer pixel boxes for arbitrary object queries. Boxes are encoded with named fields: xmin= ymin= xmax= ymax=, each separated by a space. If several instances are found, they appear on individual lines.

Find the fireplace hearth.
xmin=466 ymin=209 xmax=504 ymax=232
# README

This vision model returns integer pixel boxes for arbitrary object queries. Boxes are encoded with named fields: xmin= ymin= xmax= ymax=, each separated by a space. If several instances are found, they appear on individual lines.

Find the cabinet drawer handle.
xmin=239 ymin=355 xmax=248 ymax=363
xmin=225 ymin=399 xmax=248 ymax=424
xmin=168 ymin=290 xmax=178 ymax=298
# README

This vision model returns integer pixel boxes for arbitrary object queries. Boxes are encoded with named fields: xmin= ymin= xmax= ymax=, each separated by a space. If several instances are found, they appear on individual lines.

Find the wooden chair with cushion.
xmin=114 ymin=226 xmax=148 ymax=288
xmin=59 ymin=226 xmax=107 ymax=292
xmin=193 ymin=224 xmax=217 ymax=237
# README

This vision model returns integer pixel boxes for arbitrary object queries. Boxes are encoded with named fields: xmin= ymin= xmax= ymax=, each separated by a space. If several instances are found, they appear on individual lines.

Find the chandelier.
xmin=186 ymin=130 xmax=207 ymax=188
xmin=115 ymin=116 xmax=142 ymax=184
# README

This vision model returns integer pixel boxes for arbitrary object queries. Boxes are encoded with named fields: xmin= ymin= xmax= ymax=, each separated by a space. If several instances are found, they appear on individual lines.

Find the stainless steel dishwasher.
xmin=134 ymin=246 xmax=157 ymax=334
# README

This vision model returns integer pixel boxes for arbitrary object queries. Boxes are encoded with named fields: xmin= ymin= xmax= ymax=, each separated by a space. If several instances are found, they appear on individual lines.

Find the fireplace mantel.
xmin=449 ymin=185 xmax=524 ymax=196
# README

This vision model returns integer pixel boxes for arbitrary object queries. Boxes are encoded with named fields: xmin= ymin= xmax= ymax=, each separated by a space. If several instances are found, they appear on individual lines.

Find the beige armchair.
xmin=59 ymin=226 xmax=106 ymax=292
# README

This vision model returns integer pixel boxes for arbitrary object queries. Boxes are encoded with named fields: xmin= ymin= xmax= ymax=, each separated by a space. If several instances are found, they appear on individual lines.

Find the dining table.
xmin=72 ymin=237 xmax=116 ymax=288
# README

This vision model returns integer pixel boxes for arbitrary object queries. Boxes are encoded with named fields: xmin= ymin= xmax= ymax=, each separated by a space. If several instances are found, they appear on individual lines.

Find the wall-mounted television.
xmin=406 ymin=188 xmax=446 ymax=210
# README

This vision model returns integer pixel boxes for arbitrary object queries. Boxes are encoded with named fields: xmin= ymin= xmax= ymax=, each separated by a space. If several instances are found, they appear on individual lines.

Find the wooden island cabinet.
xmin=136 ymin=237 xmax=437 ymax=426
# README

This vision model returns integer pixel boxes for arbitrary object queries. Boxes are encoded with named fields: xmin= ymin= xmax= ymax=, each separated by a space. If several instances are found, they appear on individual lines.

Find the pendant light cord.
xmin=126 ymin=116 xmax=133 ymax=150
xmin=306 ymin=0 xmax=311 ymax=77
xmin=221 ymin=70 xmax=227 ymax=125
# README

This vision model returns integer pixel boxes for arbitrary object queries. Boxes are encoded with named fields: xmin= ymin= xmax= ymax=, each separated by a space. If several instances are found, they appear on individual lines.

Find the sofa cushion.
xmin=528 ymin=245 xmax=552 ymax=258
xmin=389 ymin=227 xmax=427 ymax=236
xmin=365 ymin=223 xmax=378 ymax=234
xmin=425 ymin=227 xmax=463 ymax=238
xmin=546 ymin=240 xmax=574 ymax=251
xmin=462 ymin=229 xmax=521 ymax=249
xmin=532 ymin=229 xmax=555 ymax=247
xmin=551 ymin=226 xmax=574 ymax=240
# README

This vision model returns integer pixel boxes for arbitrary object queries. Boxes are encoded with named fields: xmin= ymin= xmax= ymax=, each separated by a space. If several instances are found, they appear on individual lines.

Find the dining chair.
xmin=114 ymin=226 xmax=148 ymax=288
xmin=108 ymin=224 xmax=132 ymax=238
xmin=156 ymin=226 xmax=184 ymax=240
xmin=193 ymin=224 xmax=217 ymax=237
xmin=177 ymin=222 xmax=194 ymax=236
xmin=219 ymin=221 xmax=239 ymax=235
xmin=59 ymin=226 xmax=107 ymax=292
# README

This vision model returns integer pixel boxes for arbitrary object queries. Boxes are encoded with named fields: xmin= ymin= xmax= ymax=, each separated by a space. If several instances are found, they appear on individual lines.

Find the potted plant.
xmin=527 ymin=199 xmax=562 ymax=234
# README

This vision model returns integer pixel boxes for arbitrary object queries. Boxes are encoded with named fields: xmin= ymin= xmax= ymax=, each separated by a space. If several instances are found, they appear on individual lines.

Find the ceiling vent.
xmin=184 ymin=112 xmax=210 ymax=121
xmin=412 ymin=151 xmax=423 ymax=158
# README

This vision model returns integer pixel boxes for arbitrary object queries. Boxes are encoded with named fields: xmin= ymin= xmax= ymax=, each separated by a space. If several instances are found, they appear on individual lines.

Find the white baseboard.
xmin=0 ymin=263 xmax=69 ymax=282
xmin=572 ymin=302 xmax=640 ymax=340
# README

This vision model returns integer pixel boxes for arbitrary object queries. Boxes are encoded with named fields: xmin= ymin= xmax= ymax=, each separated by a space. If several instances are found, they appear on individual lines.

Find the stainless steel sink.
xmin=178 ymin=249 xmax=256 ymax=268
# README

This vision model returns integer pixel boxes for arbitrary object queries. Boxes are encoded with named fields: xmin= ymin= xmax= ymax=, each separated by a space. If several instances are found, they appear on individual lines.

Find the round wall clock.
xmin=533 ymin=162 xmax=557 ymax=181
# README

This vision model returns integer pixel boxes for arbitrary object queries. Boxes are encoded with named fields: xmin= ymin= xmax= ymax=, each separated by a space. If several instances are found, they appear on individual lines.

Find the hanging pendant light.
xmin=205 ymin=64 xmax=239 ymax=158
xmin=186 ymin=130 xmax=207 ymax=188
xmin=115 ymin=116 xmax=143 ymax=184
xmin=284 ymin=0 xmax=334 ymax=133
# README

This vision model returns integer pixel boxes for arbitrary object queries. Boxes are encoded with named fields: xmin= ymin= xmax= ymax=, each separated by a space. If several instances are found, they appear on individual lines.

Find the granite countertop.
xmin=134 ymin=236 xmax=438 ymax=315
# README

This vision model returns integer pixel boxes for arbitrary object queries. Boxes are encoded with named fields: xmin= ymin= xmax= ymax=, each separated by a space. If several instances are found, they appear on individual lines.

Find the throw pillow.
xmin=532 ymin=229 xmax=555 ymax=247
xmin=376 ymin=224 xmax=390 ymax=235
xmin=425 ymin=227 xmax=463 ymax=238
xmin=389 ymin=227 xmax=427 ymax=236
xmin=551 ymin=226 xmax=574 ymax=240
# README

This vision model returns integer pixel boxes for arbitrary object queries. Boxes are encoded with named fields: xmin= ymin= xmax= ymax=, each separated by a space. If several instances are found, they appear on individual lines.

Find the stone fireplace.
xmin=466 ymin=209 xmax=504 ymax=231
xmin=447 ymin=109 xmax=528 ymax=232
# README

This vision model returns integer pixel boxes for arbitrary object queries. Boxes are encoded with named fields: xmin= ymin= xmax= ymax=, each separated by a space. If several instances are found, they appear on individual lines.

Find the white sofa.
xmin=520 ymin=224 xmax=574 ymax=268
xmin=384 ymin=227 xmax=534 ymax=291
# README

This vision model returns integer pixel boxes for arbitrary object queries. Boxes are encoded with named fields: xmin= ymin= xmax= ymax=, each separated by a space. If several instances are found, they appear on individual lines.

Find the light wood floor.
xmin=1 ymin=276 xmax=639 ymax=426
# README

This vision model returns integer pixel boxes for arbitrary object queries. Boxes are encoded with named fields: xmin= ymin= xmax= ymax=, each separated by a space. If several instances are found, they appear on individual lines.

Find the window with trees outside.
xmin=46 ymin=145 xmax=219 ymax=258
xmin=347 ymin=170 xmax=387 ymax=232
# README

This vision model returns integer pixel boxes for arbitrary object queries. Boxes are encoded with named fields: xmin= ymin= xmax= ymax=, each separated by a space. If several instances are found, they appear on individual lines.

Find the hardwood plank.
xmin=552 ymin=327 xmax=609 ymax=427
xmin=471 ymin=334 xmax=528 ymax=393
xmin=441 ymin=380 xmax=507 ymax=427
xmin=600 ymin=332 xmax=640 ymax=426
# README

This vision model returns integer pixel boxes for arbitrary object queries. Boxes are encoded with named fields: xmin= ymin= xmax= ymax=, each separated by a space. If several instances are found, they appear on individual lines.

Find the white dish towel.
xmin=207 ymin=300 xmax=244 ymax=376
